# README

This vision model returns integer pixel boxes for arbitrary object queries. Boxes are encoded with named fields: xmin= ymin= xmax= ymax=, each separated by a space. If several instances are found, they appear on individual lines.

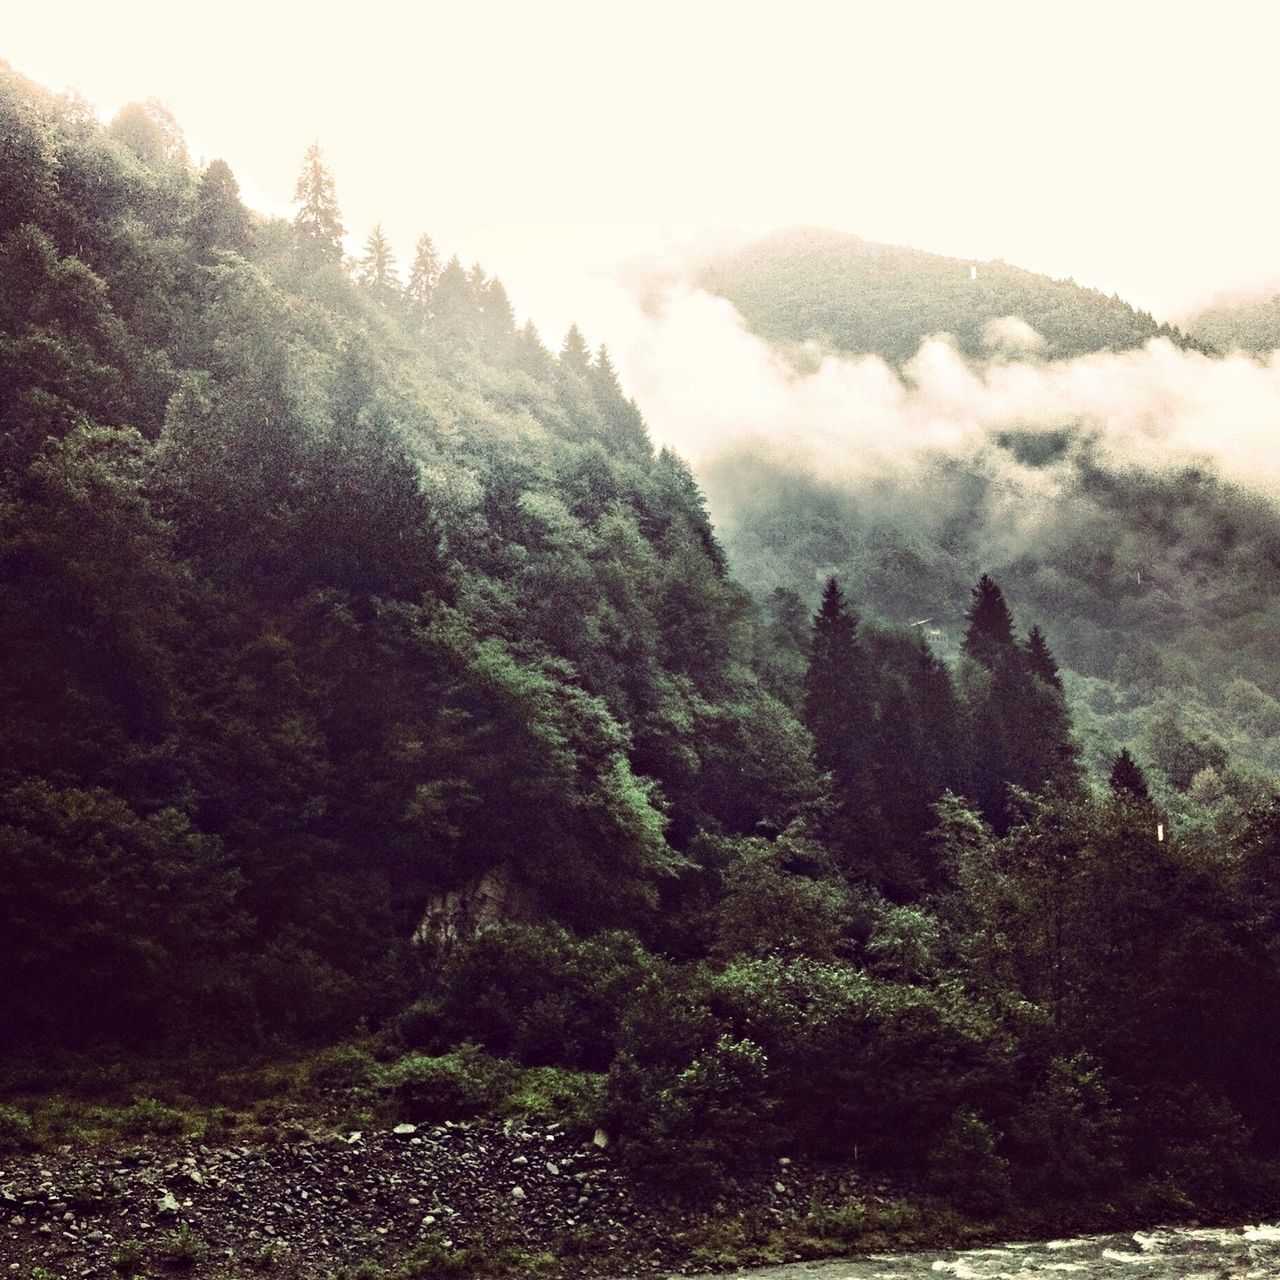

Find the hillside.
xmin=6 ymin=63 xmax=1280 ymax=1277
xmin=699 ymin=226 xmax=1197 ymax=363
xmin=1182 ymin=290 xmax=1280 ymax=354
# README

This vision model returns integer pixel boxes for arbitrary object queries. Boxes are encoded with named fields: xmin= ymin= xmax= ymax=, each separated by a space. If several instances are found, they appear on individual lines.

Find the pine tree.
xmin=479 ymin=277 xmax=516 ymax=354
xmin=963 ymin=573 xmax=1016 ymax=668
xmin=559 ymin=324 xmax=592 ymax=377
xmin=292 ymin=143 xmax=344 ymax=267
xmin=515 ymin=320 xmax=554 ymax=379
xmin=431 ymin=256 xmax=478 ymax=347
xmin=1109 ymin=748 xmax=1150 ymax=801
xmin=802 ymin=578 xmax=858 ymax=773
xmin=1024 ymin=625 xmax=1064 ymax=690
xmin=358 ymin=225 xmax=399 ymax=300
xmin=407 ymin=233 xmax=440 ymax=315
xmin=591 ymin=344 xmax=650 ymax=456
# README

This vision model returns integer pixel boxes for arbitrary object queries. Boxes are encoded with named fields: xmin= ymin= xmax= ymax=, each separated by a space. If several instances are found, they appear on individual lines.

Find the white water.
xmin=691 ymin=1223 xmax=1280 ymax=1279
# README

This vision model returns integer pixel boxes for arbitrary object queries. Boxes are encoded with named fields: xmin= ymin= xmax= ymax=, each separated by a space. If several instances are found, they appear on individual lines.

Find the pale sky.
xmin=7 ymin=0 xmax=1280 ymax=342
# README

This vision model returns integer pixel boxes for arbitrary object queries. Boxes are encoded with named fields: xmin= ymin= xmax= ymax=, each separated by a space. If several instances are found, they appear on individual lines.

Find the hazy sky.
xmin=7 ymin=0 xmax=1280 ymax=340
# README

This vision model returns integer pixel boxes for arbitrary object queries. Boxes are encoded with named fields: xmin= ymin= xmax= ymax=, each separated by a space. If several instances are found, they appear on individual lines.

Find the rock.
xmin=592 ymin=1129 xmax=610 ymax=1150
xmin=510 ymin=1186 xmax=525 ymax=1200
xmin=346 ymin=1131 xmax=363 ymax=1144
xmin=546 ymin=1162 xmax=559 ymax=1176
xmin=512 ymin=1155 xmax=528 ymax=1166
xmin=392 ymin=1124 xmax=417 ymax=1137
xmin=155 ymin=1191 xmax=180 ymax=1216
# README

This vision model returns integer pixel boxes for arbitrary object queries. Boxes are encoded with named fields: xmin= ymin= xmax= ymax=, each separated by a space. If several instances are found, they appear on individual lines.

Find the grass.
xmin=0 ymin=1041 xmax=603 ymax=1152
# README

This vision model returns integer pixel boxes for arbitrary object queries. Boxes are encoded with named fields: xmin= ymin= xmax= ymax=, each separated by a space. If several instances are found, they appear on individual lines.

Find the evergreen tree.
xmin=479 ymin=276 xmax=516 ymax=355
xmin=1108 ymin=748 xmax=1150 ymax=801
xmin=292 ymin=143 xmax=344 ymax=267
xmin=802 ymin=578 xmax=858 ymax=774
xmin=559 ymin=324 xmax=592 ymax=378
xmin=431 ymin=255 xmax=478 ymax=347
xmin=515 ymin=320 xmax=555 ymax=379
xmin=407 ymin=233 xmax=440 ymax=315
xmin=358 ymin=224 xmax=399 ymax=300
xmin=1024 ymin=625 xmax=1064 ymax=689
xmin=963 ymin=573 xmax=1017 ymax=668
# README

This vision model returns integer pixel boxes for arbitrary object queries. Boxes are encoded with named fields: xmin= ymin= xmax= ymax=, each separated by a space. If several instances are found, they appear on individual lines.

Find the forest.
xmin=3 ymin=59 xmax=1280 ymax=1237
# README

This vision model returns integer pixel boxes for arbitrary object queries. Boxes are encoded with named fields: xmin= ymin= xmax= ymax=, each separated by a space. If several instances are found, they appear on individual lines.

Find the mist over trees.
xmin=3 ymin=60 xmax=1280 ymax=1228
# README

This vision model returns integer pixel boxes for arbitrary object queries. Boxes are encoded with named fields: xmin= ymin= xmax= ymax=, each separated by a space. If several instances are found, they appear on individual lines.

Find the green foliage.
xmin=702 ymin=225 xmax=1195 ymax=364
xmin=0 ymin=1103 xmax=33 ymax=1150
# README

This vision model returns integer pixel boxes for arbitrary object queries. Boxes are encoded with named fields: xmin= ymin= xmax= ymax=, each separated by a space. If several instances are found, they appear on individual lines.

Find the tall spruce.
xmin=802 ymin=577 xmax=858 ymax=774
xmin=963 ymin=573 xmax=1016 ymax=668
xmin=292 ymin=143 xmax=344 ymax=267
xmin=358 ymin=224 xmax=399 ymax=300
xmin=1109 ymin=748 xmax=1151 ymax=801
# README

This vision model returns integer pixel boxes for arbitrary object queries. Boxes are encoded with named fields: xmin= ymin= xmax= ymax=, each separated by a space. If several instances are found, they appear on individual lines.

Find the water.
xmin=698 ymin=1223 xmax=1280 ymax=1279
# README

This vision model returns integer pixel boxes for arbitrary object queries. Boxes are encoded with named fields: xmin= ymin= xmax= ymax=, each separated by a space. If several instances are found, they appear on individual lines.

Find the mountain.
xmin=1182 ymin=290 xmax=1280 ymax=354
xmin=699 ymin=226 xmax=1199 ymax=363
xmin=5 ymin=63 xmax=1280 ymax=1247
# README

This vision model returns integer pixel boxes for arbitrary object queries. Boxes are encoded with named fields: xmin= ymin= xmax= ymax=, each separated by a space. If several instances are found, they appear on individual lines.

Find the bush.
xmin=0 ymin=1104 xmax=33 ymax=1150
xmin=926 ymin=1108 xmax=1012 ymax=1216
xmin=429 ymin=924 xmax=654 ymax=1071
xmin=119 ymin=1096 xmax=185 ymax=1136
xmin=379 ymin=1045 xmax=516 ymax=1122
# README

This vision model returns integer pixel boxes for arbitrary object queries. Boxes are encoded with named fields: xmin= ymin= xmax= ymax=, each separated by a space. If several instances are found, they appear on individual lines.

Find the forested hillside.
xmin=1183 ymin=290 xmax=1280 ymax=354
xmin=699 ymin=227 xmax=1199 ymax=364
xmin=4 ymin=62 xmax=1280 ymax=1242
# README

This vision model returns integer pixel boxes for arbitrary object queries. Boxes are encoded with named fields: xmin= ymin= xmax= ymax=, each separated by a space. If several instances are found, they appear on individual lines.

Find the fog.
xmin=496 ymin=241 xmax=1277 ymax=522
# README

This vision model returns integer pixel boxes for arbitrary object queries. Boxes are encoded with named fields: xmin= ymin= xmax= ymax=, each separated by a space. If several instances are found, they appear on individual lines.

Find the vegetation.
xmin=699 ymin=225 xmax=1202 ymax=364
xmin=3 ymin=60 xmax=1280 ymax=1245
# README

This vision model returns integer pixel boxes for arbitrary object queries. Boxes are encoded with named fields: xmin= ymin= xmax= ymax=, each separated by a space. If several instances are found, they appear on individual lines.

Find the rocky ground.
xmin=0 ymin=1121 xmax=900 ymax=1280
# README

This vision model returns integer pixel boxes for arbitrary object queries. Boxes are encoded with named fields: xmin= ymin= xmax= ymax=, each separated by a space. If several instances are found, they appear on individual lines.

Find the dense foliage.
xmin=699 ymin=226 xmax=1200 ymax=364
xmin=4 ymin=64 xmax=1280 ymax=1225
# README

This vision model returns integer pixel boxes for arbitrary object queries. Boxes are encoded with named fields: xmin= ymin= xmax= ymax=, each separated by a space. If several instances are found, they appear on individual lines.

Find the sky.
xmin=7 ymin=0 xmax=1280 ymax=343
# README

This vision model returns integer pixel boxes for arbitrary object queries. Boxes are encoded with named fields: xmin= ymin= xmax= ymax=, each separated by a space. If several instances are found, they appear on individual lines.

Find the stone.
xmin=592 ymin=1128 xmax=610 ymax=1150
xmin=510 ymin=1186 xmax=525 ymax=1200
xmin=155 ymin=1191 xmax=180 ymax=1216
xmin=392 ymin=1124 xmax=417 ymax=1137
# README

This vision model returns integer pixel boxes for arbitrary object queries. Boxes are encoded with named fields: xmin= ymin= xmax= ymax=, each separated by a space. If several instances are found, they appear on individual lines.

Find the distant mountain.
xmin=699 ymin=226 xmax=1199 ymax=363
xmin=1183 ymin=291 xmax=1280 ymax=355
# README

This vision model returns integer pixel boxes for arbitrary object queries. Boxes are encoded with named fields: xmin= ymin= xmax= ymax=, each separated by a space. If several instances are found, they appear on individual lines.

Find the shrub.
xmin=0 ymin=1104 xmax=33 ymax=1150
xmin=119 ymin=1096 xmax=185 ymax=1136
xmin=431 ymin=924 xmax=653 ymax=1070
xmin=379 ymin=1045 xmax=516 ymax=1122
xmin=926 ymin=1108 xmax=1012 ymax=1216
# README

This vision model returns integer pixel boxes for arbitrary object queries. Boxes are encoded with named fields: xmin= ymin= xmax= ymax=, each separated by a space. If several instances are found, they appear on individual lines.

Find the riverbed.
xmin=696 ymin=1223 xmax=1280 ymax=1279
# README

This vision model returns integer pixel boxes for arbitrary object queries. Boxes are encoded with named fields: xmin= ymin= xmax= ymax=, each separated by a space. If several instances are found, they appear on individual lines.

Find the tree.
xmin=1024 ymin=625 xmax=1063 ymax=690
xmin=292 ymin=143 xmax=344 ymax=267
xmin=407 ymin=233 xmax=440 ymax=315
xmin=802 ymin=578 xmax=858 ymax=775
xmin=963 ymin=573 xmax=1016 ymax=668
xmin=1108 ymin=748 xmax=1150 ymax=801
xmin=358 ymin=224 xmax=400 ymax=300
xmin=108 ymin=100 xmax=187 ymax=169
xmin=190 ymin=159 xmax=251 ymax=259
xmin=559 ymin=324 xmax=592 ymax=378
xmin=431 ymin=255 xmax=478 ymax=348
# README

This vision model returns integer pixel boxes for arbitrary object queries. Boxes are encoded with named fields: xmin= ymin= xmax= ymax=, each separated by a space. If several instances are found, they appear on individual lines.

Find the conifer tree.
xmin=358 ymin=224 xmax=399 ymax=300
xmin=1109 ymin=748 xmax=1150 ymax=801
xmin=480 ymin=277 xmax=516 ymax=354
xmin=559 ymin=324 xmax=592 ymax=377
xmin=803 ymin=578 xmax=858 ymax=773
xmin=407 ymin=233 xmax=440 ymax=314
xmin=515 ymin=320 xmax=555 ymax=379
xmin=1024 ymin=625 xmax=1063 ymax=689
xmin=431 ymin=256 xmax=479 ymax=347
xmin=963 ymin=573 xmax=1016 ymax=668
xmin=292 ymin=143 xmax=344 ymax=267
